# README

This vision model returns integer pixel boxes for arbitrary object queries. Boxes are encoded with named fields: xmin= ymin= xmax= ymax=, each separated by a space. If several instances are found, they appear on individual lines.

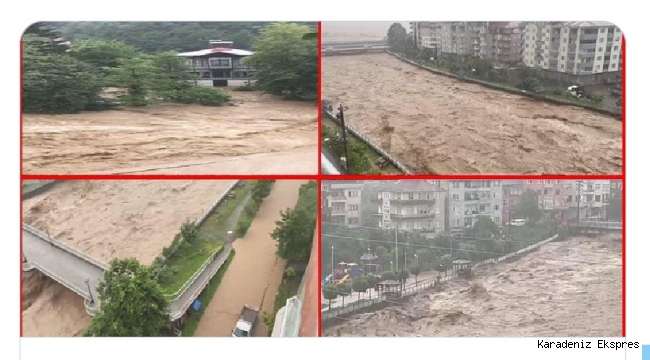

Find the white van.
xmin=507 ymin=219 xmax=527 ymax=227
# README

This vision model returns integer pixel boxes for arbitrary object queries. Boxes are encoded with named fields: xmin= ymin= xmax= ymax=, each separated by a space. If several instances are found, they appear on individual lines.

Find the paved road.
xmin=23 ymin=227 xmax=104 ymax=301
xmin=23 ymin=223 xmax=233 ymax=320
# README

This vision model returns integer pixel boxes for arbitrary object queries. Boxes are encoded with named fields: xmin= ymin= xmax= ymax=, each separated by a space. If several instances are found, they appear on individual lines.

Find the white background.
xmin=1 ymin=0 xmax=646 ymax=359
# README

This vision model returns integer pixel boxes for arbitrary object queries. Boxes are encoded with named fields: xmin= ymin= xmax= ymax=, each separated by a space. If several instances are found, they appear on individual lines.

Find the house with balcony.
xmin=523 ymin=21 xmax=622 ymax=84
xmin=449 ymin=180 xmax=503 ymax=230
xmin=564 ymin=180 xmax=611 ymax=219
xmin=177 ymin=40 xmax=256 ymax=87
xmin=501 ymin=180 xmax=525 ymax=225
xmin=321 ymin=181 xmax=363 ymax=227
xmin=523 ymin=180 xmax=571 ymax=220
xmin=371 ymin=180 xmax=446 ymax=237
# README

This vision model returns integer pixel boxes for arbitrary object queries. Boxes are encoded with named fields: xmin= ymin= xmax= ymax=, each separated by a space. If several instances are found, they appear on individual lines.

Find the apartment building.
xmin=564 ymin=180 xmax=611 ymax=219
xmin=321 ymin=181 xmax=363 ymax=227
xmin=523 ymin=21 xmax=622 ymax=84
xmin=502 ymin=180 xmax=525 ymax=225
xmin=449 ymin=180 xmax=503 ymax=229
xmin=411 ymin=21 xmax=524 ymax=66
xmin=524 ymin=180 xmax=571 ymax=212
xmin=371 ymin=180 xmax=446 ymax=237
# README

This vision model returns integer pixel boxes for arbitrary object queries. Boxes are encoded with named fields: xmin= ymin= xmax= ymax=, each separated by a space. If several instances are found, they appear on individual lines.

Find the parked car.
xmin=567 ymin=85 xmax=585 ymax=98
xmin=506 ymin=219 xmax=527 ymax=227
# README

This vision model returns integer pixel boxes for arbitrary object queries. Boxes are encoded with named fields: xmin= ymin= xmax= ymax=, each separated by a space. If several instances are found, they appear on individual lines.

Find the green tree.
xmin=398 ymin=269 xmax=410 ymax=283
xmin=87 ymin=258 xmax=169 ymax=336
xmin=245 ymin=23 xmax=317 ymax=100
xmin=410 ymin=266 xmax=421 ymax=285
xmin=381 ymin=271 xmax=396 ymax=281
xmin=386 ymin=23 xmax=408 ymax=53
xmin=272 ymin=181 xmax=317 ymax=263
xmin=180 ymin=221 xmax=198 ymax=244
xmin=365 ymin=275 xmax=379 ymax=297
xmin=23 ymin=22 xmax=69 ymax=55
xmin=515 ymin=189 xmax=543 ymax=222
xmin=375 ymin=246 xmax=388 ymax=256
xmin=22 ymin=34 xmax=103 ymax=114
xmin=109 ymin=55 xmax=156 ymax=106
xmin=322 ymin=285 xmax=338 ymax=310
xmin=352 ymin=276 xmax=369 ymax=300
xmin=68 ymin=39 xmax=138 ymax=71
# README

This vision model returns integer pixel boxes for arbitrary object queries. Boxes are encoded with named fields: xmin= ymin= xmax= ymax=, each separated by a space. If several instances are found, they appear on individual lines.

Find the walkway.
xmin=194 ymin=180 xmax=306 ymax=337
xmin=23 ymin=223 xmax=234 ymax=320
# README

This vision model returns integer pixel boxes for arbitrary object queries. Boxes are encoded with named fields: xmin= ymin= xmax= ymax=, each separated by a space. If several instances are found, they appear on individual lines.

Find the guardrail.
xmin=25 ymin=257 xmax=89 ymax=299
xmin=22 ymin=180 xmax=59 ymax=199
xmin=23 ymin=223 xmax=110 ymax=270
xmin=195 ymin=181 xmax=241 ymax=227
xmin=170 ymin=245 xmax=233 ymax=320
xmin=386 ymin=50 xmax=621 ymax=118
xmin=322 ymin=234 xmax=559 ymax=322
xmin=323 ymin=109 xmax=412 ymax=174
xmin=575 ymin=221 xmax=622 ymax=229
xmin=164 ymin=180 xmax=241 ymax=301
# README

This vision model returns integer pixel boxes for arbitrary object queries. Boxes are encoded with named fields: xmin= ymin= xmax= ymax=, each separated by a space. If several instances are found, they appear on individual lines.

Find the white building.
xmin=564 ymin=180 xmax=611 ymax=219
xmin=372 ymin=180 xmax=447 ymax=237
xmin=523 ymin=21 xmax=622 ymax=83
xmin=448 ymin=180 xmax=503 ymax=229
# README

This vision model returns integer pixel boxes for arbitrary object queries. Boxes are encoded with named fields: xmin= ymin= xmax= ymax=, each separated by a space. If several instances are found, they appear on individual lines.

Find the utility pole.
xmin=338 ymin=104 xmax=351 ymax=173
xmin=576 ymin=180 xmax=583 ymax=222
xmin=394 ymin=229 xmax=399 ymax=274
xmin=507 ymin=208 xmax=512 ymax=240
xmin=331 ymin=245 xmax=334 ymax=285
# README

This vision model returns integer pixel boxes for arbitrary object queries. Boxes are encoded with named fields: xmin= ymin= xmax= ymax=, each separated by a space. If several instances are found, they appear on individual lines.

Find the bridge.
xmin=571 ymin=220 xmax=622 ymax=235
xmin=22 ymin=223 xmax=232 ymax=321
xmin=322 ymin=40 xmax=389 ymax=56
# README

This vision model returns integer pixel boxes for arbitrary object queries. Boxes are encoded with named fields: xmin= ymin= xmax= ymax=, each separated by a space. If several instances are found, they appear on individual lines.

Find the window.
xmin=595 ymin=184 xmax=601 ymax=190
xmin=347 ymin=191 xmax=359 ymax=197
xmin=453 ymin=194 xmax=459 ymax=201
xmin=561 ymin=56 xmax=565 ymax=60
xmin=348 ymin=205 xmax=359 ymax=211
xmin=598 ymin=47 xmax=603 ymax=52
xmin=348 ymin=218 xmax=359 ymax=225
xmin=595 ymin=195 xmax=602 ymax=202
xmin=613 ymin=46 xmax=619 ymax=51
xmin=209 ymin=57 xmax=232 ymax=68
xmin=436 ymin=222 xmax=441 ymax=229
xmin=493 ymin=216 xmax=500 ymax=225
xmin=555 ymin=189 xmax=561 ymax=195
xmin=435 ymin=207 xmax=441 ymax=214
xmin=599 ymin=38 xmax=604 ymax=42
xmin=597 ymin=56 xmax=602 ymax=60
xmin=493 ymin=204 xmax=499 ymax=211
xmin=452 ymin=206 xmax=459 ymax=214
xmin=194 ymin=59 xmax=207 ymax=67
xmin=435 ymin=192 xmax=440 ymax=199
xmin=452 ymin=182 xmax=460 ymax=188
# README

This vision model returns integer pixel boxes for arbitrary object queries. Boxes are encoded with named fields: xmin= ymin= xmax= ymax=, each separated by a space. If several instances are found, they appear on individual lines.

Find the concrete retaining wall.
xmin=386 ymin=50 xmax=621 ymax=119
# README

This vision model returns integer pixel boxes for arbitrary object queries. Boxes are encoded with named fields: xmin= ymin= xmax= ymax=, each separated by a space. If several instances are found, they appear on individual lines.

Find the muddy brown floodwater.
xmin=322 ymin=54 xmax=622 ymax=174
xmin=324 ymin=235 xmax=622 ymax=337
xmin=21 ymin=180 xmax=235 ymax=336
xmin=22 ymin=91 xmax=317 ymax=175
xmin=194 ymin=180 xmax=306 ymax=336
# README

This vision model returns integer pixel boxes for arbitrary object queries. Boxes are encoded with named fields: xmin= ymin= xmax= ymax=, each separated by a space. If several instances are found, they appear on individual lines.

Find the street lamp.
xmin=85 ymin=278 xmax=94 ymax=303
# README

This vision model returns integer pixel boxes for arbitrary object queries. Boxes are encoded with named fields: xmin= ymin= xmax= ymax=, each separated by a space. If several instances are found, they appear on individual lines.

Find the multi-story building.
xmin=501 ymin=180 xmax=525 ymax=224
xmin=524 ymin=180 xmax=571 ymax=212
xmin=411 ymin=21 xmax=524 ymax=66
xmin=448 ymin=180 xmax=503 ymax=229
xmin=523 ymin=21 xmax=622 ymax=84
xmin=321 ymin=181 xmax=363 ymax=227
xmin=177 ymin=40 xmax=256 ymax=87
xmin=371 ymin=180 xmax=446 ymax=237
xmin=564 ymin=180 xmax=611 ymax=219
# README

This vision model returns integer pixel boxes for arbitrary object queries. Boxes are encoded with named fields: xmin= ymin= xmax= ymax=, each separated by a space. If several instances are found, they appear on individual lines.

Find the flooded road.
xmin=324 ymin=234 xmax=622 ymax=337
xmin=22 ymin=91 xmax=317 ymax=175
xmin=194 ymin=180 xmax=306 ymax=337
xmin=322 ymin=54 xmax=622 ymax=174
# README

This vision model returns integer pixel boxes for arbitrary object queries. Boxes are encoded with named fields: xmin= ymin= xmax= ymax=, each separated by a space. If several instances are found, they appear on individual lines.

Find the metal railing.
xmin=170 ymin=245 xmax=233 ymax=321
xmin=322 ymin=234 xmax=560 ymax=321
xmin=23 ymin=224 xmax=110 ymax=271
xmin=323 ymin=109 xmax=412 ymax=174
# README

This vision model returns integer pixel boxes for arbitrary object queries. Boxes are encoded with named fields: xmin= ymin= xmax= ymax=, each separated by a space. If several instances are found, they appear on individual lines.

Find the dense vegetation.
xmin=272 ymin=181 xmax=317 ymax=263
xmin=53 ymin=21 xmax=315 ymax=53
xmin=22 ymin=22 xmax=317 ymax=114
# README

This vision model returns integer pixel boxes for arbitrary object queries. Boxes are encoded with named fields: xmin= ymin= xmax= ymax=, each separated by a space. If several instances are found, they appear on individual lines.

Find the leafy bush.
xmin=233 ymin=83 xmax=257 ymax=91
xmin=166 ymin=87 xmax=231 ymax=106
xmin=235 ymin=180 xmax=276 ymax=237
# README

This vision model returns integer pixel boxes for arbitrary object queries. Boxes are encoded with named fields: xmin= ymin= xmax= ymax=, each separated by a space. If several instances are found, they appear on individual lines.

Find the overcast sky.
xmin=321 ymin=21 xmax=411 ymax=42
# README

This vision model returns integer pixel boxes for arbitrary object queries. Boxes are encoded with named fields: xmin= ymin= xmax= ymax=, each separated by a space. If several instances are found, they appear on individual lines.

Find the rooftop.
xmin=177 ymin=47 xmax=254 ymax=57
xmin=552 ymin=21 xmax=616 ymax=28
